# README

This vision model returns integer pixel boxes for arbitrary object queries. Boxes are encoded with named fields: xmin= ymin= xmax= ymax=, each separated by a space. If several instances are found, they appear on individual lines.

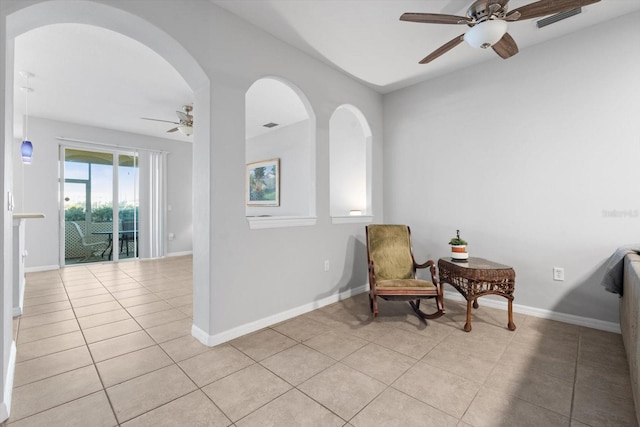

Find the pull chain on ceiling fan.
xmin=400 ymin=0 xmax=601 ymax=64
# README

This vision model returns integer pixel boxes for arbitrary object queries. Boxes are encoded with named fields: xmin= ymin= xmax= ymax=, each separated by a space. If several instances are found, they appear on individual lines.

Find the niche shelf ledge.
xmin=331 ymin=215 xmax=373 ymax=225
xmin=246 ymin=216 xmax=317 ymax=230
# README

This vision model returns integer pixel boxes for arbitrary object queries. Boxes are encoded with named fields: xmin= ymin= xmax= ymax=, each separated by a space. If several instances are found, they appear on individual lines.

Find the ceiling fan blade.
xmin=419 ymin=34 xmax=465 ymax=64
xmin=506 ymin=0 xmax=600 ymax=21
xmin=141 ymin=117 xmax=180 ymax=125
xmin=400 ymin=13 xmax=472 ymax=25
xmin=166 ymin=127 xmax=179 ymax=133
xmin=176 ymin=111 xmax=189 ymax=122
xmin=492 ymin=33 xmax=519 ymax=59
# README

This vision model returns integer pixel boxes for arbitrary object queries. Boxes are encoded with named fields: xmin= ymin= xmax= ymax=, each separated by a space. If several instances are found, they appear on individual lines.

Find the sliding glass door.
xmin=62 ymin=147 xmax=138 ymax=265
xmin=118 ymin=153 xmax=139 ymax=260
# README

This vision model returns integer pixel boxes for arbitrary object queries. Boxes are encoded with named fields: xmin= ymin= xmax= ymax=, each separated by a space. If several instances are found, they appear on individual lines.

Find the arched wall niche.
xmin=4 ymin=0 xmax=213 ymax=338
xmin=245 ymin=76 xmax=317 ymax=229
xmin=329 ymin=104 xmax=373 ymax=224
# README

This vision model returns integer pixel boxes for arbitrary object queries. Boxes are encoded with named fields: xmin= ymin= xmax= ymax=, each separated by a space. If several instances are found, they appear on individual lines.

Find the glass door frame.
xmin=59 ymin=144 xmax=139 ymax=266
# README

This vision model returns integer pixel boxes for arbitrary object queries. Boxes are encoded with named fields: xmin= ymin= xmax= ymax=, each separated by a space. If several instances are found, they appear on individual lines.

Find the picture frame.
xmin=246 ymin=158 xmax=280 ymax=206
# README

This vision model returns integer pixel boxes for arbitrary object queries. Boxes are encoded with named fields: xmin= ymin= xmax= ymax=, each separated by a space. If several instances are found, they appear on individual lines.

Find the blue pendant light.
xmin=21 ymin=140 xmax=33 ymax=164
xmin=20 ymin=71 xmax=34 ymax=164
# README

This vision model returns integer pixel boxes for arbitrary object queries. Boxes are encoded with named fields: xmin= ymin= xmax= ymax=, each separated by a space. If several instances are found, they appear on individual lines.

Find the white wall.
xmin=383 ymin=12 xmax=640 ymax=323
xmin=199 ymin=4 xmax=384 ymax=337
xmin=246 ymin=120 xmax=310 ymax=217
xmin=12 ymin=116 xmax=193 ymax=268
xmin=2 ymin=0 xmax=384 ymax=352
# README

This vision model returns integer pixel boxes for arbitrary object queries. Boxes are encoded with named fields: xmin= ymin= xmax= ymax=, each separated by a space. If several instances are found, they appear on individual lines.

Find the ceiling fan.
xmin=400 ymin=0 xmax=601 ymax=64
xmin=142 ymin=105 xmax=194 ymax=136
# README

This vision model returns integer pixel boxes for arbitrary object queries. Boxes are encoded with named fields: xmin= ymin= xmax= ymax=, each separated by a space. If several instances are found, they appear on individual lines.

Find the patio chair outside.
xmin=69 ymin=221 xmax=108 ymax=261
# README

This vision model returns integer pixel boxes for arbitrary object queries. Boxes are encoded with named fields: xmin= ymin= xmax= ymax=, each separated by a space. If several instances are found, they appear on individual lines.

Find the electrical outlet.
xmin=553 ymin=267 xmax=565 ymax=281
xmin=324 ymin=260 xmax=330 ymax=271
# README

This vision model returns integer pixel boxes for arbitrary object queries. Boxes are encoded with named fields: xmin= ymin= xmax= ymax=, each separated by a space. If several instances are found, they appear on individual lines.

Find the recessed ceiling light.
xmin=263 ymin=122 xmax=279 ymax=128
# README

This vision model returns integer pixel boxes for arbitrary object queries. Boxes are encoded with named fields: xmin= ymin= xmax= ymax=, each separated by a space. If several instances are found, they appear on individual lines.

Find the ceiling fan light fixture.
xmin=464 ymin=19 xmax=507 ymax=49
xmin=178 ymin=125 xmax=193 ymax=136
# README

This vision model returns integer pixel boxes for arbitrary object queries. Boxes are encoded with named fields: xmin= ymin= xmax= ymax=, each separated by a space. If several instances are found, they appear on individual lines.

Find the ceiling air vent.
xmin=536 ymin=7 xmax=581 ymax=28
xmin=263 ymin=122 xmax=279 ymax=128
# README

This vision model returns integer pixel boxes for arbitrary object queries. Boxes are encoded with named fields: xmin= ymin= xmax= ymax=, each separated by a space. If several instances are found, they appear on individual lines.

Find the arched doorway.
xmin=3 ymin=1 xmax=212 ymax=366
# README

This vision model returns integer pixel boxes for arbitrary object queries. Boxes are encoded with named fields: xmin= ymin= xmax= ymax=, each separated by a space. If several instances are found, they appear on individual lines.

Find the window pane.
xmin=90 ymin=163 xmax=113 ymax=222
xmin=118 ymin=154 xmax=138 ymax=222
xmin=65 ymin=160 xmax=89 ymax=180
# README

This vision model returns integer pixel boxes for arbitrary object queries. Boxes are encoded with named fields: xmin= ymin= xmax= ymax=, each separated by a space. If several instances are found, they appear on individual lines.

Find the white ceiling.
xmin=13 ymin=23 xmax=193 ymax=142
xmin=11 ymin=1 xmax=640 ymax=141
xmin=213 ymin=0 xmax=640 ymax=93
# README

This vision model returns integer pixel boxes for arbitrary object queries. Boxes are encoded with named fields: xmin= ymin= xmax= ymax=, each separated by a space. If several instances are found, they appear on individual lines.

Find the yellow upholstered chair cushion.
xmin=377 ymin=279 xmax=435 ymax=290
xmin=367 ymin=224 xmax=414 ymax=281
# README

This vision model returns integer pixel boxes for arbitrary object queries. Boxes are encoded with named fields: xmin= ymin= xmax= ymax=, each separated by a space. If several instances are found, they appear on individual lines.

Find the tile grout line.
xmin=74 ymin=263 xmax=191 ymax=425
xmin=20 ymin=286 xmax=469 ymax=426
xmin=569 ymin=333 xmax=581 ymax=425
xmin=9 ymin=268 xmax=109 ymax=424
xmin=14 ymin=265 xmax=632 ymax=426
xmin=85 ymin=263 xmax=211 ymax=426
xmin=15 ymin=264 xmax=173 ymax=425
xmin=65 ymin=267 xmax=122 ymax=426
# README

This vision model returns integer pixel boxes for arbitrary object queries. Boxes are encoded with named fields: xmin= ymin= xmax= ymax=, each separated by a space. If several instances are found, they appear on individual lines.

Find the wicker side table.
xmin=438 ymin=257 xmax=516 ymax=332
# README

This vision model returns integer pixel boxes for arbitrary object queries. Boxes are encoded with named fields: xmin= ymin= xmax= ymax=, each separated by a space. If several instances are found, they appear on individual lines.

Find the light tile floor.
xmin=6 ymin=256 xmax=637 ymax=426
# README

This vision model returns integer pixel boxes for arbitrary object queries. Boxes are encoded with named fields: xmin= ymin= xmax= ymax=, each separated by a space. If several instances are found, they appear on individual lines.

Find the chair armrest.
xmin=415 ymin=259 xmax=435 ymax=270
xmin=415 ymin=259 xmax=440 ymax=287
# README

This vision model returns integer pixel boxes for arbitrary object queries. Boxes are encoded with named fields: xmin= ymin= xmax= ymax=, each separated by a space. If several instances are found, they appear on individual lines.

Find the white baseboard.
xmin=13 ymin=285 xmax=25 ymax=317
xmin=443 ymin=290 xmax=621 ymax=334
xmin=194 ymin=284 xmax=621 ymax=347
xmin=192 ymin=284 xmax=369 ymax=347
xmin=25 ymin=265 xmax=59 ymax=273
xmin=165 ymin=251 xmax=193 ymax=258
xmin=191 ymin=323 xmax=211 ymax=347
xmin=0 ymin=341 xmax=17 ymax=422
xmin=24 ymin=253 xmax=193 ymax=272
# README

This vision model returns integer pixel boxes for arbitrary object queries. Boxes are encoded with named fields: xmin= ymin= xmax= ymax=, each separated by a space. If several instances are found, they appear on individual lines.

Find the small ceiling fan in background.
xmin=142 ymin=105 xmax=194 ymax=136
xmin=400 ymin=0 xmax=601 ymax=64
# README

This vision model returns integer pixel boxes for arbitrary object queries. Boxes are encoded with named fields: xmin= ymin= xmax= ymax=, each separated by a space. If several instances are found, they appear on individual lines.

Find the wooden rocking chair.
xmin=366 ymin=224 xmax=445 ymax=322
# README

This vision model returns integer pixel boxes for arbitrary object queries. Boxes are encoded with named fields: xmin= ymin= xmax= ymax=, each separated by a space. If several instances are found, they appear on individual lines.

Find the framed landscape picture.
xmin=246 ymin=158 xmax=280 ymax=206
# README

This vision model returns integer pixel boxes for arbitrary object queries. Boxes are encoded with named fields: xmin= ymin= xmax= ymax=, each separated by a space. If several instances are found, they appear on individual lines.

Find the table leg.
xmin=507 ymin=299 xmax=516 ymax=331
xmin=101 ymin=235 xmax=112 ymax=259
xmin=464 ymin=299 xmax=473 ymax=332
